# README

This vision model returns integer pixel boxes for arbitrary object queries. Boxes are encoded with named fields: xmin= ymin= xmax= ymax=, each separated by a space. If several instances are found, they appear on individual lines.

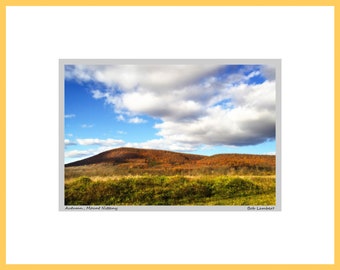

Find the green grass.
xmin=65 ymin=175 xmax=275 ymax=206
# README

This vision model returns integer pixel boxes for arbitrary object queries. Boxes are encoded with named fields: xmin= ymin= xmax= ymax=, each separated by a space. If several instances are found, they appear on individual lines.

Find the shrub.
xmin=65 ymin=175 xmax=274 ymax=206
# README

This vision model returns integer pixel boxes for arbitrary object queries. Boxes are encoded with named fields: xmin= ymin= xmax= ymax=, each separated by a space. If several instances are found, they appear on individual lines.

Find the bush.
xmin=65 ymin=175 xmax=274 ymax=206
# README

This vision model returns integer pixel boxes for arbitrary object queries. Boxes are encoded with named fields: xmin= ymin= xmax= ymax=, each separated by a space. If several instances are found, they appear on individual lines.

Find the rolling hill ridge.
xmin=65 ymin=147 xmax=205 ymax=167
xmin=65 ymin=147 xmax=275 ymax=176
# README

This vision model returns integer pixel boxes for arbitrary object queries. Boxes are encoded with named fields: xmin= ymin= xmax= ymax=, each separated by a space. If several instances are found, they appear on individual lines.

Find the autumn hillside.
xmin=65 ymin=147 xmax=275 ymax=178
xmin=197 ymin=154 xmax=275 ymax=169
xmin=65 ymin=147 xmax=205 ymax=167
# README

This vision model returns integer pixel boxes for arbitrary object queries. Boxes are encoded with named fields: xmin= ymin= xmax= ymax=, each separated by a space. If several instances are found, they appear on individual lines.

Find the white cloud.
xmin=121 ymin=90 xmax=204 ymax=121
xmin=117 ymin=114 xmax=147 ymax=124
xmin=150 ymin=81 xmax=276 ymax=147
xmin=76 ymin=138 xmax=124 ymax=147
xmin=91 ymin=89 xmax=107 ymax=99
xmin=64 ymin=114 xmax=75 ymax=118
xmin=128 ymin=117 xmax=147 ymax=124
xmin=260 ymin=65 xmax=276 ymax=81
xmin=227 ymin=81 xmax=275 ymax=110
xmin=116 ymin=115 xmax=125 ymax=121
xmin=67 ymin=64 xmax=276 ymax=148
xmin=64 ymin=139 xmax=76 ymax=146
xmin=65 ymin=138 xmax=124 ymax=149
xmin=68 ymin=65 xmax=220 ymax=91
xmin=65 ymin=64 xmax=95 ymax=82
xmin=65 ymin=149 xmax=94 ymax=158
xmin=155 ymin=104 xmax=275 ymax=146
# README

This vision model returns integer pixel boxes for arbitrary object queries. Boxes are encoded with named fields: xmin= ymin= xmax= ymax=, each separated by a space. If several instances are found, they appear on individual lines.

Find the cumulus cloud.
xmin=65 ymin=114 xmax=75 ymax=118
xmin=121 ymin=90 xmax=204 ymax=121
xmin=67 ymin=65 xmax=220 ymax=91
xmin=66 ymin=64 xmax=276 ymax=148
xmin=128 ymin=117 xmax=147 ymax=124
xmin=227 ymin=81 xmax=275 ymax=110
xmin=155 ymin=105 xmax=275 ymax=146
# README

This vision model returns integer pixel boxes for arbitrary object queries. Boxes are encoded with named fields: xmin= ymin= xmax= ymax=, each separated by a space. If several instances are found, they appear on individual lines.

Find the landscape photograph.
xmin=63 ymin=61 xmax=278 ymax=207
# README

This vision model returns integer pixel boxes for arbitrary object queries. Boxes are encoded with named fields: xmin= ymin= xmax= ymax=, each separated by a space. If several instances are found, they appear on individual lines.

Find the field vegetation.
xmin=65 ymin=175 xmax=275 ymax=206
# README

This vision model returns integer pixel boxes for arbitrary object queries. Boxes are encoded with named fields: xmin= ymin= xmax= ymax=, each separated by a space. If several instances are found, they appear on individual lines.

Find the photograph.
xmin=4 ymin=3 xmax=335 ymax=267
xmin=61 ymin=60 xmax=280 ymax=209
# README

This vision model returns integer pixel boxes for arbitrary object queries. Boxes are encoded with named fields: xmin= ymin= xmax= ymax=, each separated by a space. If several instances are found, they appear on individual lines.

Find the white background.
xmin=6 ymin=6 xmax=334 ymax=264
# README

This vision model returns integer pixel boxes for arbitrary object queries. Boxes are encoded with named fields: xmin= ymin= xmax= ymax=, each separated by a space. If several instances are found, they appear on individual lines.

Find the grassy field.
xmin=65 ymin=175 xmax=275 ymax=206
xmin=65 ymin=162 xmax=274 ymax=179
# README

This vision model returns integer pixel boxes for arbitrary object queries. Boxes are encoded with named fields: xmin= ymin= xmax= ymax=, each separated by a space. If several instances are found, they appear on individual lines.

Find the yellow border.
xmin=1 ymin=1 xmax=336 ymax=270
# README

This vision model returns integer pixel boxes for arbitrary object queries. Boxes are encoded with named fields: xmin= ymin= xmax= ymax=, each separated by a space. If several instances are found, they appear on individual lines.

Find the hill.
xmin=65 ymin=147 xmax=275 ymax=177
xmin=65 ymin=147 xmax=205 ymax=167
xmin=197 ymin=153 xmax=275 ymax=171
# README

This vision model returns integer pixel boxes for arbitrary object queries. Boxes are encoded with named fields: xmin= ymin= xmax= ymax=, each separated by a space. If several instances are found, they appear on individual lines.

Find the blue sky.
xmin=64 ymin=64 xmax=276 ymax=164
